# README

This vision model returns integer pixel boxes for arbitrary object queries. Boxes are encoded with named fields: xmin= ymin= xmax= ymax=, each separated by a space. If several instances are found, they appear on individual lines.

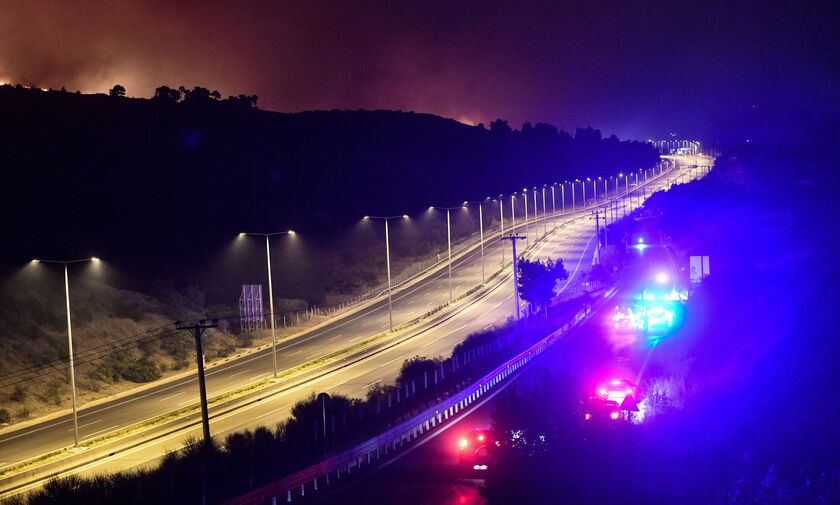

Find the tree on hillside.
xmin=153 ymin=85 xmax=181 ymax=102
xmin=518 ymin=258 xmax=568 ymax=316
xmin=226 ymin=94 xmax=259 ymax=109
xmin=108 ymin=84 xmax=126 ymax=97
xmin=490 ymin=118 xmax=512 ymax=135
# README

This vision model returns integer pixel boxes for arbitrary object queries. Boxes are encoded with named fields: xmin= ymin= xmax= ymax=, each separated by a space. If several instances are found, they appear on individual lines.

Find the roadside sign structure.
xmin=689 ymin=256 xmax=710 ymax=283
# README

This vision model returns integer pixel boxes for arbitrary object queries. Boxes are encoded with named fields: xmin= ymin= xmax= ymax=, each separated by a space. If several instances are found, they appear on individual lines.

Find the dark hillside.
xmin=0 ymin=85 xmax=657 ymax=303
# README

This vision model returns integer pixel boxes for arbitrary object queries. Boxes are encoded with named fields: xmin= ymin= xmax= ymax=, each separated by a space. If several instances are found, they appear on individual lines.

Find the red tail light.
xmin=610 ymin=412 xmax=619 ymax=420
xmin=459 ymin=439 xmax=468 ymax=448
xmin=584 ymin=413 xmax=592 ymax=420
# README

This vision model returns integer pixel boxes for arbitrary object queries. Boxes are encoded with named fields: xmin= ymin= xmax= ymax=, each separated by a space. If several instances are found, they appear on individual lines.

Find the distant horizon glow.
xmin=0 ymin=2 xmax=834 ymax=142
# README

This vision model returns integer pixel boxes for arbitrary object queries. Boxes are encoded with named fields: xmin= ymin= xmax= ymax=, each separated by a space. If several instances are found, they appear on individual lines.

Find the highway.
xmin=0 ymin=156 xmax=705 ymax=490
xmin=313 ymin=217 xmax=679 ymax=505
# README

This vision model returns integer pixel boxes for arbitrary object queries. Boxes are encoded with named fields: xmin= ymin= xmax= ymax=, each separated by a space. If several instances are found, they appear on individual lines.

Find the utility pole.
xmin=176 ymin=319 xmax=219 ymax=445
xmin=523 ymin=191 xmax=529 ymax=248
xmin=501 ymin=236 xmax=526 ymax=321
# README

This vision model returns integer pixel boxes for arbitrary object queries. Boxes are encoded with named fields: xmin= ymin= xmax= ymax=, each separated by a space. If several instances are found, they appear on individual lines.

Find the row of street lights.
xmin=35 ymin=160 xmax=673 ymax=448
xmin=368 ymin=163 xmax=669 ymax=334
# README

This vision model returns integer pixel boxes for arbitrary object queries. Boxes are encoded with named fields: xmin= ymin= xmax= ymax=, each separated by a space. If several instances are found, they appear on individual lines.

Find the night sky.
xmin=1 ymin=0 xmax=837 ymax=141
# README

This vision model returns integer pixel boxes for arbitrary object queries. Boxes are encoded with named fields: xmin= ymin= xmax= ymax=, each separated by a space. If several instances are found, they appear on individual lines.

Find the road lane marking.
xmin=248 ymin=374 xmax=268 ymax=382
xmin=68 ymin=419 xmax=102 ymax=431
xmin=378 ymin=356 xmax=403 ymax=368
xmin=362 ymin=380 xmax=382 ymax=389
xmin=159 ymin=391 xmax=186 ymax=402
xmin=327 ymin=333 xmax=344 ymax=341
xmin=254 ymin=403 xmax=294 ymax=421
xmin=87 ymin=425 xmax=119 ymax=437
xmin=227 ymin=368 xmax=251 ymax=378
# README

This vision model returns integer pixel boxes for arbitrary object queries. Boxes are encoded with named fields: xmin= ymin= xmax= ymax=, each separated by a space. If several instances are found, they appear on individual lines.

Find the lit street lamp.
xmin=239 ymin=231 xmax=295 ymax=378
xmin=31 ymin=256 xmax=100 ymax=447
xmin=363 ymin=216 xmax=408 ymax=331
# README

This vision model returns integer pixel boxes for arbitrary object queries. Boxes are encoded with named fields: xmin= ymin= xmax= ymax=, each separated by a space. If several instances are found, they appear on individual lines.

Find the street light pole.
xmin=32 ymin=257 xmax=99 ymax=447
xmin=431 ymin=207 xmax=461 ymax=302
xmin=385 ymin=219 xmax=392 ymax=328
xmin=479 ymin=203 xmax=484 ymax=282
xmin=264 ymin=236 xmax=276 ymax=376
xmin=240 ymin=231 xmax=294 ymax=377
xmin=499 ymin=196 xmax=505 ymax=267
xmin=510 ymin=195 xmax=516 ymax=236
xmin=561 ymin=184 xmax=565 ymax=213
xmin=571 ymin=182 xmax=575 ymax=212
xmin=582 ymin=180 xmax=586 ymax=208
xmin=550 ymin=185 xmax=556 ymax=229
xmin=541 ymin=187 xmax=547 ymax=235
xmin=62 ymin=264 xmax=79 ymax=447
xmin=363 ymin=216 xmax=407 ymax=331
xmin=532 ymin=189 xmax=538 ymax=238
xmin=446 ymin=209 xmax=452 ymax=301
xmin=463 ymin=201 xmax=485 ymax=283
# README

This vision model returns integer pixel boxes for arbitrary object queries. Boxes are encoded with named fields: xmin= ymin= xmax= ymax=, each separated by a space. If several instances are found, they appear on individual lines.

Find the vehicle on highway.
xmin=612 ymin=305 xmax=640 ymax=333
xmin=596 ymin=378 xmax=636 ymax=405
xmin=458 ymin=428 xmax=499 ymax=471
xmin=583 ymin=397 xmax=622 ymax=422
